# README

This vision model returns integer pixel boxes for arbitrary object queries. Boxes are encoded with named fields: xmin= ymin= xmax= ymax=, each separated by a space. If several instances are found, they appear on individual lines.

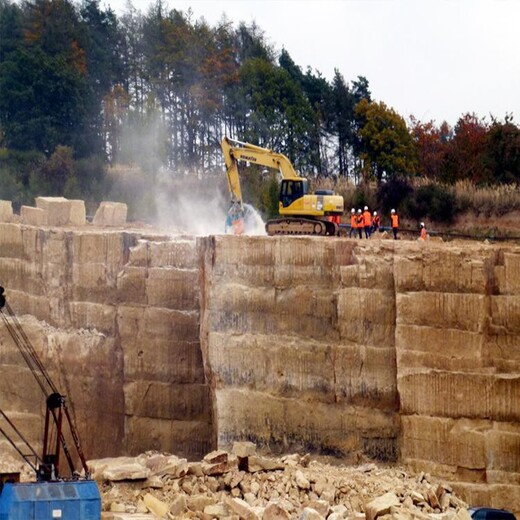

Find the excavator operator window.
xmin=280 ymin=180 xmax=303 ymax=208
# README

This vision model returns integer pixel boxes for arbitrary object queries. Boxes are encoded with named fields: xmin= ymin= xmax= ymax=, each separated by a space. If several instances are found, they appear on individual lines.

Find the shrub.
xmin=376 ymin=177 xmax=412 ymax=215
xmin=406 ymin=183 xmax=457 ymax=223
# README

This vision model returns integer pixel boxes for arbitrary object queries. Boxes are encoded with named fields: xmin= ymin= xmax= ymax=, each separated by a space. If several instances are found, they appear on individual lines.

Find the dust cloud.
xmin=153 ymin=171 xmax=266 ymax=236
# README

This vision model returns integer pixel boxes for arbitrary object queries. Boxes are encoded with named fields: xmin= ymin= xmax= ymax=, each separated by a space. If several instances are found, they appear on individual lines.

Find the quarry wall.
xmin=0 ymin=222 xmax=214 ymax=461
xmin=0 ymin=210 xmax=518 ymax=511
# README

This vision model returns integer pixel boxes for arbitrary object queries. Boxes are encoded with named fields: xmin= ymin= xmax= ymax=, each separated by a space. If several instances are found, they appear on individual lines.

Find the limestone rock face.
xmin=1 ymin=218 xmax=519 ymax=514
xmin=0 ymin=224 xmax=212 ymax=461
xmin=395 ymin=243 xmax=520 ymax=515
xmin=202 ymin=236 xmax=399 ymax=461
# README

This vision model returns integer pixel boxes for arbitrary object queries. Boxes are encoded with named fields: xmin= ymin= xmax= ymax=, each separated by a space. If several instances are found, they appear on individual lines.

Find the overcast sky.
xmin=105 ymin=0 xmax=520 ymax=126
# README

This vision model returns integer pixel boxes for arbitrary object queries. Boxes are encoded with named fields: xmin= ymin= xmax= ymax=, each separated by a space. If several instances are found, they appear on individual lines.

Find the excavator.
xmin=0 ymin=286 xmax=101 ymax=519
xmin=221 ymin=137 xmax=344 ymax=236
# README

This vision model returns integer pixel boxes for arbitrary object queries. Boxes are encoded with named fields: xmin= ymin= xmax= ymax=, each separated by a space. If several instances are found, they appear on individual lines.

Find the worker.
xmin=363 ymin=206 xmax=372 ymax=238
xmin=356 ymin=209 xmax=364 ymax=239
xmin=390 ymin=209 xmax=399 ymax=240
xmin=328 ymin=214 xmax=340 ymax=225
xmin=372 ymin=211 xmax=381 ymax=234
xmin=419 ymin=222 xmax=427 ymax=241
xmin=349 ymin=208 xmax=357 ymax=238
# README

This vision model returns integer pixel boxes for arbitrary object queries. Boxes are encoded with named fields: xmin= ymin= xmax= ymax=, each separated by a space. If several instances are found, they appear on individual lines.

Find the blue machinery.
xmin=0 ymin=481 xmax=100 ymax=520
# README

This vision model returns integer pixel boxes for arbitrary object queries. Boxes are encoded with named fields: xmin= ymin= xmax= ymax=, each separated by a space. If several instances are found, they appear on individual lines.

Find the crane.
xmin=221 ymin=137 xmax=344 ymax=236
xmin=0 ymin=286 xmax=100 ymax=519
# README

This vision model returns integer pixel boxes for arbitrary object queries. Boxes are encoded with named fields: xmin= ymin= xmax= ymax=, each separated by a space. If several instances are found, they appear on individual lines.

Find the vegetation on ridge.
xmin=0 ymin=0 xmax=519 ymax=225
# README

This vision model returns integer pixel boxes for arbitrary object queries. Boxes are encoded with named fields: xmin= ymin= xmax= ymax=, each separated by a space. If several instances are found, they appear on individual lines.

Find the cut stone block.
xmin=0 ymin=200 xmax=13 ymax=223
xmin=93 ymin=201 xmax=128 ymax=226
xmin=36 ymin=196 xmax=70 ymax=226
xmin=69 ymin=199 xmax=87 ymax=225
xmin=21 ymin=206 xmax=47 ymax=226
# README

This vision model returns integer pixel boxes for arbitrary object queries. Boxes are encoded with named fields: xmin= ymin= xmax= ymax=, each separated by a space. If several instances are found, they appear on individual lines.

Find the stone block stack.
xmin=118 ymin=238 xmax=213 ymax=458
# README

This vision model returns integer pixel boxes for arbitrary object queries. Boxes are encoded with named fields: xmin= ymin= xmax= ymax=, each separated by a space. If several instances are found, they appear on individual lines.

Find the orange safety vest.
xmin=232 ymin=218 xmax=244 ymax=235
xmin=373 ymin=215 xmax=381 ymax=228
xmin=350 ymin=214 xmax=357 ymax=228
xmin=391 ymin=214 xmax=399 ymax=228
xmin=363 ymin=211 xmax=371 ymax=226
xmin=357 ymin=214 xmax=364 ymax=227
xmin=420 ymin=227 xmax=427 ymax=240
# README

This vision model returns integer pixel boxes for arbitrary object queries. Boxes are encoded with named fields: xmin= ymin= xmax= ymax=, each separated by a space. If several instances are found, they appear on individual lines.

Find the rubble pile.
xmin=93 ymin=443 xmax=472 ymax=520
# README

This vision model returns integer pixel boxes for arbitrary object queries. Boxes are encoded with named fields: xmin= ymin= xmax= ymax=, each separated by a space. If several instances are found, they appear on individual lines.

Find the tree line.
xmin=0 ymin=0 xmax=519 ymax=210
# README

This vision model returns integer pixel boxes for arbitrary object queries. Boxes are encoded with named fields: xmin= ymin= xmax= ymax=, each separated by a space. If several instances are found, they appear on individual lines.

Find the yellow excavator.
xmin=221 ymin=137 xmax=344 ymax=236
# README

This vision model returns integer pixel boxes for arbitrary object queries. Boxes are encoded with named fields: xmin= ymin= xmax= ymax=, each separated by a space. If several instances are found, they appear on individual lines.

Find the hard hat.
xmin=420 ymin=222 xmax=425 ymax=227
xmin=351 ymin=208 xmax=355 ymax=214
xmin=357 ymin=209 xmax=362 ymax=214
xmin=373 ymin=211 xmax=377 ymax=216
xmin=364 ymin=206 xmax=368 ymax=211
xmin=391 ymin=209 xmax=396 ymax=214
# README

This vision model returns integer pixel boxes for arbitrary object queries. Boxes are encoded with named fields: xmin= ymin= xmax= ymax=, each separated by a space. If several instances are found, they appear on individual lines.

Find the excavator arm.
xmin=221 ymin=137 xmax=306 ymax=235
xmin=221 ymin=137 xmax=301 ymax=202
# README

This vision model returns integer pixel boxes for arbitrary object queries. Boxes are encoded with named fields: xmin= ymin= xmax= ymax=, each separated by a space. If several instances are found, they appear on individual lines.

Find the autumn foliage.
xmin=0 ymin=0 xmax=519 ymax=217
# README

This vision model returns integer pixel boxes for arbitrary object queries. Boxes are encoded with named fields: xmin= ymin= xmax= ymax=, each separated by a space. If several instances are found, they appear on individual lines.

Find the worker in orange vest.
xmin=419 ymin=222 xmax=427 ymax=241
xmin=348 ymin=208 xmax=356 ymax=238
xmin=372 ymin=211 xmax=381 ymax=234
xmin=390 ymin=209 xmax=399 ymax=240
xmin=363 ymin=206 xmax=372 ymax=238
xmin=356 ymin=209 xmax=364 ymax=239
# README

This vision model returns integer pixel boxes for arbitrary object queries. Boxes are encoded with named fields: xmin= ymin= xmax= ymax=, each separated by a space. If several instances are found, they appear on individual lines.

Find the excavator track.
xmin=266 ymin=218 xmax=338 ymax=236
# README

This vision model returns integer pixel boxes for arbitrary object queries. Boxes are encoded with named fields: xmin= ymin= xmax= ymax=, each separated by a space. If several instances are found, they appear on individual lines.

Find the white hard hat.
xmin=420 ymin=222 xmax=425 ymax=227
xmin=391 ymin=209 xmax=396 ymax=213
xmin=364 ymin=206 xmax=368 ymax=211
xmin=357 ymin=209 xmax=362 ymax=214
xmin=373 ymin=211 xmax=377 ymax=216
xmin=351 ymin=208 xmax=355 ymax=214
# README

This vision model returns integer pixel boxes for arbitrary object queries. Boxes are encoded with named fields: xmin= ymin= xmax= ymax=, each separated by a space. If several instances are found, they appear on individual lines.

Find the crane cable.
xmin=0 ymin=301 xmax=59 ymax=398
xmin=0 ymin=289 xmax=90 ymax=479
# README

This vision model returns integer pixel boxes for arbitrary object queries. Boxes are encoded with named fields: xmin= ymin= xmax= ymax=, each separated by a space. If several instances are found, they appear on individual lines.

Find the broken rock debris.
xmin=95 ymin=445 xmax=471 ymax=520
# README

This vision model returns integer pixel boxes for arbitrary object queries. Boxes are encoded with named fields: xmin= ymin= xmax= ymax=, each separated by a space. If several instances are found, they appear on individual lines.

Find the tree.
xmin=234 ymin=21 xmax=274 ymax=64
xmin=0 ymin=46 xmax=87 ymax=153
xmin=279 ymin=49 xmax=327 ymax=174
xmin=443 ymin=113 xmax=489 ymax=183
xmin=355 ymin=99 xmax=418 ymax=184
xmin=237 ymin=58 xmax=315 ymax=174
xmin=41 ymin=145 xmax=76 ymax=194
xmin=0 ymin=0 xmax=96 ymax=156
xmin=0 ymin=0 xmax=23 ymax=63
xmin=484 ymin=116 xmax=520 ymax=184
xmin=80 ymin=0 xmax=126 ymax=156
xmin=411 ymin=117 xmax=451 ymax=180
xmin=328 ymin=70 xmax=356 ymax=177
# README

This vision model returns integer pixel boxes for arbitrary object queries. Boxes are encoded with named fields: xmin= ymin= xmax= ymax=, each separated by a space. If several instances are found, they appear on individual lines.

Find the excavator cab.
xmin=280 ymin=179 xmax=308 ymax=208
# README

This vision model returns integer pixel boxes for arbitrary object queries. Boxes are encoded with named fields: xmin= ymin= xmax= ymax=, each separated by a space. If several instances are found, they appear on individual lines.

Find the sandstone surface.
xmin=0 ymin=208 xmax=519 ymax=514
